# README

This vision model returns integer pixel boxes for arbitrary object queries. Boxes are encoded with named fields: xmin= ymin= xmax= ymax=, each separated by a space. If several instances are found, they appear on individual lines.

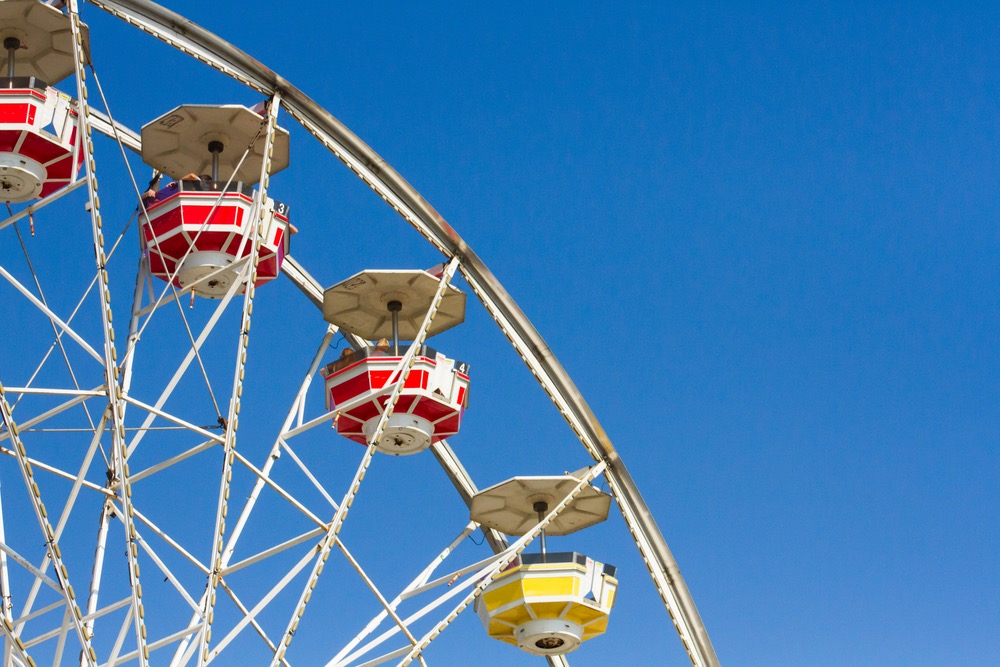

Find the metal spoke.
xmin=66 ymin=0 xmax=148 ymax=661
xmin=0 ymin=2 xmax=720 ymax=664
xmin=0 ymin=384 xmax=97 ymax=665
xmin=10 ymin=219 xmax=99 ymax=434
xmin=198 ymin=93 xmax=282 ymax=667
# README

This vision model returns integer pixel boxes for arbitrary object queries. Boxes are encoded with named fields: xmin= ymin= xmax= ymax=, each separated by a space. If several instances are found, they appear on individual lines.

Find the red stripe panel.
xmin=178 ymin=202 xmax=241 ymax=229
xmin=258 ymin=244 xmax=276 ymax=261
xmin=416 ymin=398 xmax=457 ymax=422
xmin=39 ymin=181 xmax=64 ymax=198
xmin=395 ymin=395 xmax=416 ymax=413
xmin=368 ymin=370 xmax=392 ymax=390
xmin=0 ymin=103 xmax=30 ymax=123
xmin=149 ymin=233 xmax=191 ymax=261
xmin=219 ymin=235 xmax=246 ymax=257
xmin=188 ymin=230 xmax=237 ymax=254
xmin=404 ymin=370 xmax=427 ymax=390
xmin=42 ymin=154 xmax=74 ymax=180
xmin=345 ymin=400 xmax=380 ymax=422
xmin=148 ymin=209 xmax=182 ymax=239
xmin=254 ymin=256 xmax=278 ymax=284
xmin=20 ymin=131 xmax=69 ymax=165
xmin=148 ymin=253 xmax=170 ymax=277
xmin=433 ymin=415 xmax=461 ymax=439
xmin=329 ymin=373 xmax=372 ymax=405
xmin=337 ymin=416 xmax=364 ymax=434
xmin=0 ymin=129 xmax=22 ymax=151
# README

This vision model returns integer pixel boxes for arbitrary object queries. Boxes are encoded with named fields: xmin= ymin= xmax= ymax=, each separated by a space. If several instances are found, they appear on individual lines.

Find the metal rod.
xmin=388 ymin=300 xmax=402 ymax=355
xmin=0 ymin=482 xmax=12 ymax=624
xmin=68 ymin=0 xmax=146 ymax=656
xmin=4 ymin=37 xmax=18 ymax=79
xmin=534 ymin=501 xmax=548 ymax=560
xmin=208 ymin=140 xmax=223 ymax=184
xmin=121 ymin=256 xmax=149 ymax=399
xmin=81 ymin=502 xmax=111 ymax=667
xmin=198 ymin=95 xmax=280 ymax=667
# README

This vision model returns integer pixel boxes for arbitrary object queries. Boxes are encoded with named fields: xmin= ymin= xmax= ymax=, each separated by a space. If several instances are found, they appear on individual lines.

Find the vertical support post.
xmin=3 ymin=38 xmax=17 ymax=79
xmin=0 ymin=482 xmax=12 ymax=625
xmin=120 ymin=256 xmax=149 ymax=397
xmin=208 ymin=141 xmax=223 ymax=184
xmin=0 ymin=480 xmax=12 ymax=667
xmin=197 ymin=92 xmax=282 ymax=667
xmin=387 ymin=300 xmax=402 ymax=355
xmin=80 ymin=501 xmax=111 ymax=667
xmin=533 ymin=501 xmax=548 ymax=560
xmin=67 ymin=1 xmax=136 ymax=663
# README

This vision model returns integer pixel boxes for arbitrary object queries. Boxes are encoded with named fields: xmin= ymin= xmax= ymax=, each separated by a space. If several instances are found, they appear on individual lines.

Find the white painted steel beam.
xmin=87 ymin=109 xmax=141 ymax=154
xmin=81 ymin=2 xmax=720 ymax=665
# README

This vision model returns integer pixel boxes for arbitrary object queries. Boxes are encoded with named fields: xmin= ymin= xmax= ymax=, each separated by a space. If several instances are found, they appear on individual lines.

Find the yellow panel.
xmin=605 ymin=584 xmax=617 ymax=609
xmin=582 ymin=616 xmax=609 ymax=638
xmin=522 ymin=575 xmax=575 ymax=598
xmin=487 ymin=620 xmax=515 ymax=639
xmin=493 ymin=604 xmax=533 ymax=627
xmin=564 ymin=603 xmax=606 ymax=627
xmin=528 ymin=601 xmax=570 ymax=620
xmin=481 ymin=580 xmax=527 ymax=611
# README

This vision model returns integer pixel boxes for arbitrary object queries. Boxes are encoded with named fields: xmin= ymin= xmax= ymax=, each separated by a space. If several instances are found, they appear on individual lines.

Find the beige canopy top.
xmin=140 ymin=104 xmax=290 ymax=185
xmin=470 ymin=474 xmax=612 ymax=537
xmin=323 ymin=269 xmax=466 ymax=341
xmin=0 ymin=0 xmax=89 ymax=85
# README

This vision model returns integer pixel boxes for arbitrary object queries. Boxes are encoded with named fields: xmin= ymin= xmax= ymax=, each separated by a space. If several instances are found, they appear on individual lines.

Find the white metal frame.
xmin=0 ymin=1 xmax=720 ymax=665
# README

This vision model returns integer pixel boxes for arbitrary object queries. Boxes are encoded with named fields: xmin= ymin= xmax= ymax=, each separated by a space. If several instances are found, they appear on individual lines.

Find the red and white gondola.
xmin=138 ymin=103 xmax=292 ymax=297
xmin=322 ymin=268 xmax=470 ymax=455
xmin=0 ymin=0 xmax=87 ymax=202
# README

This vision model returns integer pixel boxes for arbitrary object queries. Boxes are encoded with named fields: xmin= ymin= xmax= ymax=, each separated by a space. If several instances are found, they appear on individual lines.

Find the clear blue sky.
xmin=3 ymin=2 xmax=999 ymax=665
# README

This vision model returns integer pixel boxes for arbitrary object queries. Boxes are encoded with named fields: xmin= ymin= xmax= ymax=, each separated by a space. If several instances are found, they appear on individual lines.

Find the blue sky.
xmin=2 ymin=1 xmax=999 ymax=665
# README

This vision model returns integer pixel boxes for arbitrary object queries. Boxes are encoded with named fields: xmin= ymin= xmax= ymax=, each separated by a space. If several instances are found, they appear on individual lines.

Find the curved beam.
xmin=84 ymin=2 xmax=720 ymax=665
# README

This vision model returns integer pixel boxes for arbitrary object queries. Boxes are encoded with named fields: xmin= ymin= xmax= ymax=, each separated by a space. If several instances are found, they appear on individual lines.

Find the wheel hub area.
xmin=177 ymin=251 xmax=241 ymax=298
xmin=363 ymin=413 xmax=433 ymax=455
xmin=515 ymin=619 xmax=584 ymax=656
xmin=0 ymin=153 xmax=45 ymax=202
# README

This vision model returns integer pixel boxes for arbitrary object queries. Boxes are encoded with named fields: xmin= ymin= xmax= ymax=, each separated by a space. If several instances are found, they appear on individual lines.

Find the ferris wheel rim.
xmin=0 ymin=0 xmax=720 ymax=664
xmin=85 ymin=1 xmax=720 ymax=665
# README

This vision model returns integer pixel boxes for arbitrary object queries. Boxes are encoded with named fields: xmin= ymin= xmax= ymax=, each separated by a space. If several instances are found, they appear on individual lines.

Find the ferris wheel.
xmin=0 ymin=1 xmax=722 ymax=665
